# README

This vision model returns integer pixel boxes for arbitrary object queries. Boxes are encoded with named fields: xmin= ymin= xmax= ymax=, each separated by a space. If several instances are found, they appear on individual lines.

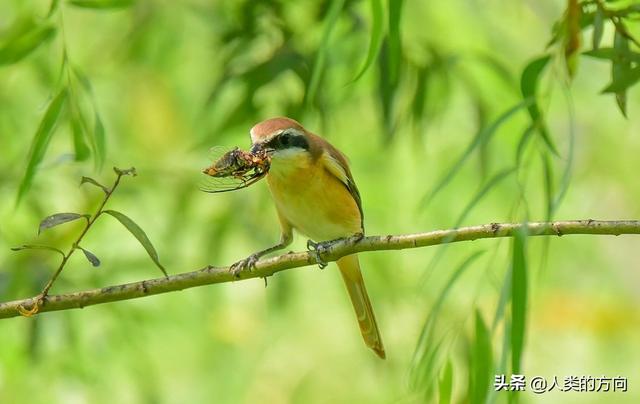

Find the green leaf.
xmin=511 ymin=228 xmax=528 ymax=374
xmin=492 ymin=266 xmax=512 ymax=331
xmin=612 ymin=31 xmax=631 ymax=117
xmin=411 ymin=251 xmax=485 ymax=390
xmin=602 ymin=65 xmax=640 ymax=93
xmin=305 ymin=0 xmax=345 ymax=106
xmin=93 ymin=112 xmax=106 ymax=169
xmin=38 ymin=212 xmax=88 ymax=234
xmin=592 ymin=7 xmax=604 ymax=50
xmin=564 ymin=0 xmax=581 ymax=78
xmin=48 ymin=0 xmax=61 ymax=18
xmin=438 ymin=359 xmax=453 ymax=404
xmin=113 ymin=166 xmax=136 ymax=176
xmin=583 ymin=48 xmax=640 ymax=63
xmin=421 ymin=100 xmax=531 ymax=206
xmin=541 ymin=152 xmax=554 ymax=220
xmin=470 ymin=310 xmax=492 ymax=404
xmin=11 ymin=244 xmax=65 ymax=257
xmin=103 ymin=210 xmax=168 ymax=277
xmin=515 ymin=124 xmax=535 ymax=165
xmin=78 ymin=246 xmax=100 ymax=267
xmin=72 ymin=65 xmax=94 ymax=93
xmin=17 ymin=88 xmax=68 ymax=204
xmin=520 ymin=55 xmax=558 ymax=155
xmin=80 ymin=176 xmax=109 ymax=193
xmin=0 ymin=23 xmax=56 ymax=66
xmin=352 ymin=0 xmax=384 ymax=81
xmin=71 ymin=67 xmax=107 ymax=168
xmin=419 ymin=168 xmax=514 ymax=288
xmin=551 ymin=98 xmax=575 ymax=213
xmin=411 ymin=66 xmax=430 ymax=126
xmin=70 ymin=102 xmax=91 ymax=161
xmin=387 ymin=0 xmax=404 ymax=84
xmin=454 ymin=168 xmax=516 ymax=227
xmin=68 ymin=0 xmax=135 ymax=9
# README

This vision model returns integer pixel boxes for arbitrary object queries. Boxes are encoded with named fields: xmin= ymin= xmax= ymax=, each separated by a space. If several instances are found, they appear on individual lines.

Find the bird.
xmin=232 ymin=116 xmax=386 ymax=359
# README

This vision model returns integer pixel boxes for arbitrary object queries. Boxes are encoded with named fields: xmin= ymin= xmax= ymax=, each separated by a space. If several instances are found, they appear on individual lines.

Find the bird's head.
xmin=249 ymin=117 xmax=311 ymax=165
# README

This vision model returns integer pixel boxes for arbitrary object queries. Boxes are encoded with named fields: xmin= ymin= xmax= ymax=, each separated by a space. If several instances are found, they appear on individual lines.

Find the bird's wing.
xmin=321 ymin=146 xmax=364 ymax=231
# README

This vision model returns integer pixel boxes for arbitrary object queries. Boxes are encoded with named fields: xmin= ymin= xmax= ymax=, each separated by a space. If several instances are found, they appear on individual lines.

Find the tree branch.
xmin=1 ymin=219 xmax=639 ymax=320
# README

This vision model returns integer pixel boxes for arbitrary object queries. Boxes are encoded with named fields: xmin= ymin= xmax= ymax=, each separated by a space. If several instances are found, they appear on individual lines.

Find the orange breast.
xmin=266 ymin=155 xmax=362 ymax=241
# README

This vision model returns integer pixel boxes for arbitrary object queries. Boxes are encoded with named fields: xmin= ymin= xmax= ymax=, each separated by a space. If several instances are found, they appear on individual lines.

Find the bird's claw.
xmin=306 ymin=239 xmax=329 ymax=269
xmin=229 ymin=254 xmax=260 ymax=278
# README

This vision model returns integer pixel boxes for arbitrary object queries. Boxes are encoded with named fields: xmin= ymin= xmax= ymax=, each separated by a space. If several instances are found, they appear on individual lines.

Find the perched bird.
xmin=234 ymin=117 xmax=385 ymax=359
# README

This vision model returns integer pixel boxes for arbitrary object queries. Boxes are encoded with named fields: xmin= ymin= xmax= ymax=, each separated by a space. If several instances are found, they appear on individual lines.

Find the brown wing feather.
xmin=307 ymin=132 xmax=364 ymax=231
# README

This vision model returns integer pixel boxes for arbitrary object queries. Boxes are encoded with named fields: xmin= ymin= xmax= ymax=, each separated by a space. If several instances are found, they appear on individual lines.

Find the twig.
xmin=14 ymin=167 xmax=136 ymax=316
xmin=1 ymin=219 xmax=639 ymax=320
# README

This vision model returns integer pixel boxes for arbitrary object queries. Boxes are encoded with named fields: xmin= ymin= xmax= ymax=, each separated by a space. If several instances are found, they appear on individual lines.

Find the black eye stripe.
xmin=269 ymin=132 xmax=309 ymax=150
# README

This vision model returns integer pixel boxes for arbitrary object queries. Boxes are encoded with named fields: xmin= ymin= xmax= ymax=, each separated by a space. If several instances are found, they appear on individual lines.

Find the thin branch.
xmin=14 ymin=167 xmax=136 ymax=316
xmin=1 ymin=219 xmax=639 ymax=320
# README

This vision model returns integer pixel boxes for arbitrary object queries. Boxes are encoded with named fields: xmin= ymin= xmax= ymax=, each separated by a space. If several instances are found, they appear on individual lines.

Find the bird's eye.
xmin=280 ymin=132 xmax=291 ymax=146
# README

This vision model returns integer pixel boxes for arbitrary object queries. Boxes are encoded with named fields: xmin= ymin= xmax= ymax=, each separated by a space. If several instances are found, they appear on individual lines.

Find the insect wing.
xmin=199 ymin=171 xmax=266 ymax=193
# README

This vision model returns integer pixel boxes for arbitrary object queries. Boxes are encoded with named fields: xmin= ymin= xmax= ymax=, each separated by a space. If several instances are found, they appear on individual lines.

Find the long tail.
xmin=336 ymin=254 xmax=386 ymax=359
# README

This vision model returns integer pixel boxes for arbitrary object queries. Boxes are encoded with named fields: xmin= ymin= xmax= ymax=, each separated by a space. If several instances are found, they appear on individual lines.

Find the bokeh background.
xmin=1 ymin=0 xmax=639 ymax=403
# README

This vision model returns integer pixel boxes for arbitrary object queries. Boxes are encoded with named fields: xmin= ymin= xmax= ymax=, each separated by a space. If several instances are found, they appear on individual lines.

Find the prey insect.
xmin=200 ymin=146 xmax=272 ymax=193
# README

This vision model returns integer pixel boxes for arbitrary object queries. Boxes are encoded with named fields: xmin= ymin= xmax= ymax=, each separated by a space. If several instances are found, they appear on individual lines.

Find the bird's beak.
xmin=250 ymin=142 xmax=263 ymax=154
xmin=250 ymin=141 xmax=274 ymax=155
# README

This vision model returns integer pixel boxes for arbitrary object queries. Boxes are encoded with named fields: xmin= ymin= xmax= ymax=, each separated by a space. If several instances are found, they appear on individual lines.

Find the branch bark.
xmin=1 ymin=219 xmax=639 ymax=320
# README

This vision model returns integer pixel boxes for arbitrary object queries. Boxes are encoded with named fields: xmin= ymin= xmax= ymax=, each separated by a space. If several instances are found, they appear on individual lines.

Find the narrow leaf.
xmin=564 ymin=0 xmax=581 ymax=78
xmin=592 ymin=7 xmax=604 ymax=50
xmin=113 ymin=166 xmax=136 ymax=176
xmin=80 ymin=176 xmax=109 ymax=193
xmin=511 ymin=228 xmax=528 ymax=374
xmin=411 ymin=66 xmax=430 ymax=126
xmin=602 ymin=65 xmax=640 ymax=93
xmin=492 ymin=266 xmax=512 ymax=332
xmin=454 ymin=168 xmax=516 ymax=228
xmin=70 ymin=101 xmax=91 ymax=161
xmin=421 ymin=101 xmax=530 ymax=206
xmin=78 ymin=246 xmax=100 ymax=267
xmin=68 ymin=0 xmax=134 ymax=9
xmin=0 ymin=24 xmax=56 ymax=66
xmin=103 ymin=210 xmax=168 ymax=277
xmin=438 ymin=359 xmax=453 ymax=404
xmin=387 ymin=0 xmax=404 ymax=84
xmin=93 ymin=112 xmax=106 ymax=169
xmin=551 ymin=93 xmax=575 ymax=213
xmin=515 ymin=124 xmax=535 ymax=164
xmin=17 ymin=88 xmax=68 ymax=204
xmin=305 ymin=0 xmax=345 ymax=106
xmin=541 ymin=152 xmax=554 ymax=220
xmin=520 ymin=55 xmax=558 ymax=155
xmin=47 ymin=0 xmax=61 ymax=18
xmin=352 ymin=0 xmax=384 ymax=81
xmin=412 ymin=251 xmax=485 ymax=387
xmin=583 ymin=48 xmax=640 ymax=63
xmin=612 ymin=31 xmax=631 ymax=117
xmin=11 ymin=244 xmax=65 ymax=257
xmin=470 ymin=310 xmax=493 ymax=404
xmin=39 ymin=212 xmax=88 ymax=234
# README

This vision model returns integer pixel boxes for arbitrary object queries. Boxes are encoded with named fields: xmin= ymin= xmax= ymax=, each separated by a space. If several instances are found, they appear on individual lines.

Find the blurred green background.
xmin=1 ymin=0 xmax=639 ymax=403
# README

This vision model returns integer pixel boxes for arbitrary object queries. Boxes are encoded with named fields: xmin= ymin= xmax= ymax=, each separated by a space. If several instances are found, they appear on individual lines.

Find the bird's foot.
xmin=229 ymin=254 xmax=260 ymax=278
xmin=306 ymin=239 xmax=329 ymax=269
xmin=307 ymin=233 xmax=364 ymax=270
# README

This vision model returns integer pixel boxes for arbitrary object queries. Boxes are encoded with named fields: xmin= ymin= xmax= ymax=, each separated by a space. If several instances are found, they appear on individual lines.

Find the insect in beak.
xmin=199 ymin=146 xmax=272 ymax=193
